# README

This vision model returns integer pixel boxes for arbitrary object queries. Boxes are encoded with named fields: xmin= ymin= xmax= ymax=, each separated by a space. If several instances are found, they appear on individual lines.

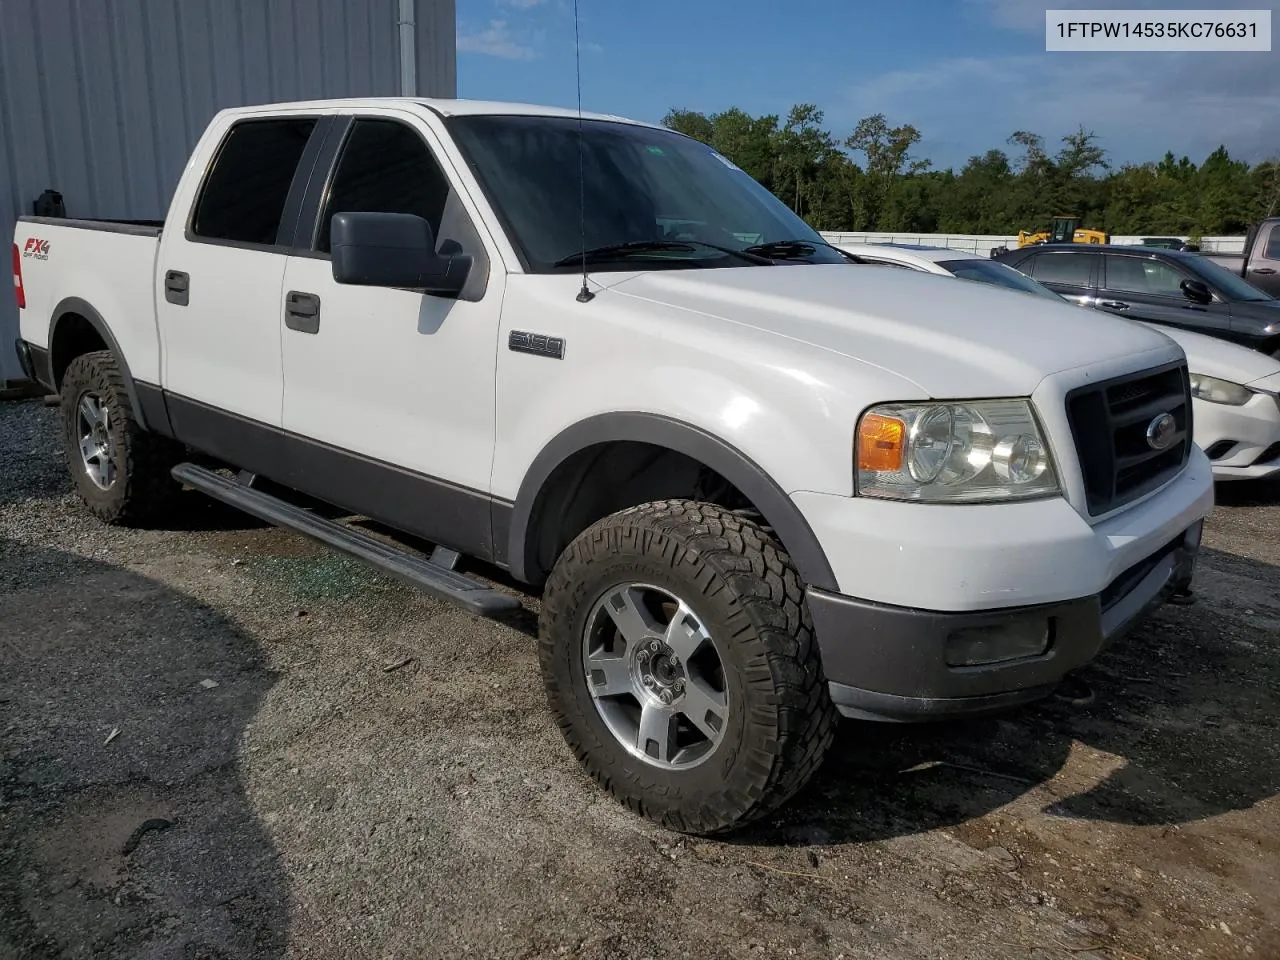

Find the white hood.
xmin=1137 ymin=322 xmax=1280 ymax=388
xmin=610 ymin=265 xmax=1181 ymax=398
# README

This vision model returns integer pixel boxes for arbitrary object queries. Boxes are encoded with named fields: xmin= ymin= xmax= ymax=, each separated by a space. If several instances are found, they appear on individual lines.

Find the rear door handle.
xmin=164 ymin=270 xmax=189 ymax=306
xmin=1098 ymin=300 xmax=1129 ymax=310
xmin=285 ymin=290 xmax=321 ymax=334
xmin=1250 ymin=267 xmax=1277 ymax=275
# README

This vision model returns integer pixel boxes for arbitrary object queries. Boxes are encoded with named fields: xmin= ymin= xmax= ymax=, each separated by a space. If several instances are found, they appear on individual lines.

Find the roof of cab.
xmin=220 ymin=96 xmax=661 ymax=129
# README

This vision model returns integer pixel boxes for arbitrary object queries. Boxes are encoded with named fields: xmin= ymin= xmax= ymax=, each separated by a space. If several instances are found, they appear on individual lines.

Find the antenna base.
xmin=576 ymin=284 xmax=595 ymax=303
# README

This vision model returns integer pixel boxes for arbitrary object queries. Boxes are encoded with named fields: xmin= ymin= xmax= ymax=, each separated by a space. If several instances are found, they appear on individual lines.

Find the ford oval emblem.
xmin=1146 ymin=412 xmax=1177 ymax=451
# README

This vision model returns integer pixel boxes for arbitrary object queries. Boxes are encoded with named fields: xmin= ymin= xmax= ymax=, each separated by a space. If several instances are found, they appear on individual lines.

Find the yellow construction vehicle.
xmin=1016 ymin=216 xmax=1109 ymax=248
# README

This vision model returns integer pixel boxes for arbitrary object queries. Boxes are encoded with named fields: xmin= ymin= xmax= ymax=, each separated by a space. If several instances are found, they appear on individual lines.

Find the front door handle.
xmin=1098 ymin=300 xmax=1129 ymax=310
xmin=164 ymin=270 xmax=189 ymax=306
xmin=1250 ymin=266 xmax=1277 ymax=275
xmin=285 ymin=290 xmax=321 ymax=334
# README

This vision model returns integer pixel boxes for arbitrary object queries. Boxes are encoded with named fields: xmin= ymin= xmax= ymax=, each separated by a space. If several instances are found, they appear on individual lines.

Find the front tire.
xmin=59 ymin=350 xmax=182 ymax=525
xmin=538 ymin=499 xmax=837 ymax=834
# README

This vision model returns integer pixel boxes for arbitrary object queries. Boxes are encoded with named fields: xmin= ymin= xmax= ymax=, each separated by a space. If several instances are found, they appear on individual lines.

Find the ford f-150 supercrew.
xmin=12 ymin=98 xmax=1213 ymax=834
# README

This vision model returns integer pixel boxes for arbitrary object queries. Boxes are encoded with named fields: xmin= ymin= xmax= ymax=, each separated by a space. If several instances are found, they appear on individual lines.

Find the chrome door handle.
xmin=1098 ymin=300 xmax=1129 ymax=310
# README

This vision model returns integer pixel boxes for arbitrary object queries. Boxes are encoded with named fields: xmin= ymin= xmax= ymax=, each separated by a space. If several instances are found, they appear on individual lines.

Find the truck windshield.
xmin=938 ymin=259 xmax=1066 ymax=301
xmin=445 ymin=114 xmax=847 ymax=273
xmin=1188 ymin=255 xmax=1273 ymax=302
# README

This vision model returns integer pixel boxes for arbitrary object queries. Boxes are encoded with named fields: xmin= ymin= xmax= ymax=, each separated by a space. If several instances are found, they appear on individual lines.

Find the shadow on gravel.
xmin=737 ymin=544 xmax=1280 ymax=847
xmin=0 ymin=539 xmax=287 ymax=959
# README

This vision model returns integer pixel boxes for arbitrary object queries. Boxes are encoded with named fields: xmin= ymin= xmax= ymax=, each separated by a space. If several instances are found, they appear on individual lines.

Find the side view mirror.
xmin=1181 ymin=242 xmax=1200 ymax=253
xmin=330 ymin=212 xmax=471 ymax=295
xmin=1181 ymin=278 xmax=1212 ymax=304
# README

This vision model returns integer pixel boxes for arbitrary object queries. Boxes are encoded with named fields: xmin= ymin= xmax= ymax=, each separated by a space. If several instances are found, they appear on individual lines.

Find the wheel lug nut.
xmin=659 ymin=689 xmax=673 ymax=704
xmin=637 ymin=649 xmax=650 ymax=662
xmin=642 ymin=674 xmax=653 ymax=687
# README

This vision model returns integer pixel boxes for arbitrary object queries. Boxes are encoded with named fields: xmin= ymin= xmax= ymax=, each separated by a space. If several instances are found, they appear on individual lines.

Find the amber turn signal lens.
xmin=857 ymin=413 xmax=906 ymax=472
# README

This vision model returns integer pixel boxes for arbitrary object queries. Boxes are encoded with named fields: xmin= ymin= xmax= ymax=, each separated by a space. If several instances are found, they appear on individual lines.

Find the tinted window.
xmin=316 ymin=119 xmax=451 ymax=253
xmin=1188 ymin=254 xmax=1271 ymax=301
xmin=1105 ymin=256 xmax=1189 ymax=297
xmin=191 ymin=118 xmax=316 ymax=245
xmin=1265 ymin=226 xmax=1280 ymax=260
xmin=1029 ymin=252 xmax=1094 ymax=287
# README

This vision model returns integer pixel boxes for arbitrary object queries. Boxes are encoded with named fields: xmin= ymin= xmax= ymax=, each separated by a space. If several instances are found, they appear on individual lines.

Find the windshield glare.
xmin=446 ymin=114 xmax=847 ymax=272
xmin=1188 ymin=255 xmax=1273 ymax=301
xmin=938 ymin=259 xmax=1066 ymax=301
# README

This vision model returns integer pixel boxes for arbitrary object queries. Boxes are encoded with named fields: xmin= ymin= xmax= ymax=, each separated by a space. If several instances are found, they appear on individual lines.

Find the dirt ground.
xmin=1 ymin=397 xmax=1277 ymax=960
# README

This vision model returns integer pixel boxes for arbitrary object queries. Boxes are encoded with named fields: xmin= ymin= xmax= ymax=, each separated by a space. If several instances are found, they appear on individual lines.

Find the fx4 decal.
xmin=23 ymin=238 xmax=50 ymax=261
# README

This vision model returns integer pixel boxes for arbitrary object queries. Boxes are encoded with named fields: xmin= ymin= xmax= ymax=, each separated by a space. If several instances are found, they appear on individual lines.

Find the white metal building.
xmin=1 ymin=0 xmax=456 ymax=387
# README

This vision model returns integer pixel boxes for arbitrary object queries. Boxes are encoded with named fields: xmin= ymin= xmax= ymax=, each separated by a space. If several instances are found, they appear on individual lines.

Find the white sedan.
xmin=836 ymin=243 xmax=1280 ymax=481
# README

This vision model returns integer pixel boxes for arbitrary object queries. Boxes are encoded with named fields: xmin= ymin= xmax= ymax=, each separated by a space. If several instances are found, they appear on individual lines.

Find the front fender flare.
xmin=507 ymin=412 xmax=838 ymax=592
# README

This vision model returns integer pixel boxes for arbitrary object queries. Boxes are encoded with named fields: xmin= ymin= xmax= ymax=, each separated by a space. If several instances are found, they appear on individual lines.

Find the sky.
xmin=455 ymin=0 xmax=1280 ymax=172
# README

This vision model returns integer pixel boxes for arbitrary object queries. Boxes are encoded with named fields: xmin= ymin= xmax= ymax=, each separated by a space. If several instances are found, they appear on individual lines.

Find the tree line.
xmin=662 ymin=104 xmax=1280 ymax=239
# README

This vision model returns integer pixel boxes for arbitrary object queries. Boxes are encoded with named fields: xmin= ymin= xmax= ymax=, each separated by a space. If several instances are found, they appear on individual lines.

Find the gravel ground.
xmin=1 ymin=396 xmax=1277 ymax=960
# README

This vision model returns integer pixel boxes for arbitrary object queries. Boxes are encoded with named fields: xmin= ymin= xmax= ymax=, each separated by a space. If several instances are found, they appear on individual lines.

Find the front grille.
xmin=1066 ymin=360 xmax=1192 ymax=516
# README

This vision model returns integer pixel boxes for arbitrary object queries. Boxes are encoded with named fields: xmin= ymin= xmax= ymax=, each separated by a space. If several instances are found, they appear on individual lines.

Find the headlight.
xmin=856 ymin=399 xmax=1059 ymax=503
xmin=1189 ymin=373 xmax=1253 ymax=406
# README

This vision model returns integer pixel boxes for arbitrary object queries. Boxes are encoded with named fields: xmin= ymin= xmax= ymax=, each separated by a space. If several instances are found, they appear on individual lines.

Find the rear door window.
xmin=1029 ymin=251 xmax=1096 ymax=288
xmin=190 ymin=117 xmax=318 ymax=247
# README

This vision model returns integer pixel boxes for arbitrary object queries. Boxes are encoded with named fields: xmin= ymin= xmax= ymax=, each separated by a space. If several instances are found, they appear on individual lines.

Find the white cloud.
xmin=457 ymin=19 xmax=540 ymax=60
xmin=838 ymin=45 xmax=1280 ymax=167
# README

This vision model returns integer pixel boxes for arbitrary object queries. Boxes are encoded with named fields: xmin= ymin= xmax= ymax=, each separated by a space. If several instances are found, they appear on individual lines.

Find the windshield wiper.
xmin=553 ymin=240 xmax=771 ymax=267
xmin=743 ymin=238 xmax=851 ymax=261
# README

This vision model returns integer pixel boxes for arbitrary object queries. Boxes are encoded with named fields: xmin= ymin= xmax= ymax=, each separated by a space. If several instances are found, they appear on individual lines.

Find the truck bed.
xmin=1203 ymin=253 xmax=1245 ymax=274
xmin=15 ymin=215 xmax=165 ymax=389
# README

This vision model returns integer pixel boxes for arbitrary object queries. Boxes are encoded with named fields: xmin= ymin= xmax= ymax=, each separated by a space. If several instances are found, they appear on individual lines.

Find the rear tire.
xmin=59 ymin=350 xmax=183 ymax=525
xmin=538 ymin=499 xmax=837 ymax=835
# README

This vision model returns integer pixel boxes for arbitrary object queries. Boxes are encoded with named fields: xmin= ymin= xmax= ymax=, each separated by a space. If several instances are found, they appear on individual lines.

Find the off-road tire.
xmin=539 ymin=499 xmax=838 ymax=834
xmin=59 ymin=350 xmax=183 ymax=525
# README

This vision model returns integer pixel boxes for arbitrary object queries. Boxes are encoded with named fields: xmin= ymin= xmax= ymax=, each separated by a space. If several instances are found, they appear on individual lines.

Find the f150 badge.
xmin=508 ymin=330 xmax=565 ymax=359
xmin=23 ymin=238 xmax=50 ymax=261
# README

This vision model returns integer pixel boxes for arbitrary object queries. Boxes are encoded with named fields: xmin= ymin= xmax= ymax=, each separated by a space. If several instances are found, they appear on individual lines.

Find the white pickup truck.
xmin=12 ymin=97 xmax=1212 ymax=834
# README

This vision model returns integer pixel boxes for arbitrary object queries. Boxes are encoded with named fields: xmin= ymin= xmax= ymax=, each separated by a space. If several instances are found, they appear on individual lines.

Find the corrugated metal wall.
xmin=0 ymin=0 xmax=456 ymax=382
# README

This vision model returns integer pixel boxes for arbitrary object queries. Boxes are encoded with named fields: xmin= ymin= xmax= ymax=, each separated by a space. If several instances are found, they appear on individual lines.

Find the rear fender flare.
xmin=48 ymin=297 xmax=148 ymax=431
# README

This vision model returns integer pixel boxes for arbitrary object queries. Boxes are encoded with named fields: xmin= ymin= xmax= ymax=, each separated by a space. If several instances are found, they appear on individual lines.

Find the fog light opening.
xmin=945 ymin=619 xmax=1053 ymax=667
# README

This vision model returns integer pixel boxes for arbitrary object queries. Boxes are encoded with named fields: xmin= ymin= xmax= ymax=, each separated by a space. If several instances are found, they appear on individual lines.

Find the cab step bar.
xmin=171 ymin=462 xmax=521 ymax=617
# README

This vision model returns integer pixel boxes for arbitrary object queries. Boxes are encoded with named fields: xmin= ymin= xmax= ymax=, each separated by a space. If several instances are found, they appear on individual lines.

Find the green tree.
xmin=774 ymin=104 xmax=838 ymax=218
xmin=846 ymin=113 xmax=930 ymax=230
xmin=661 ymin=101 xmax=1270 ymax=238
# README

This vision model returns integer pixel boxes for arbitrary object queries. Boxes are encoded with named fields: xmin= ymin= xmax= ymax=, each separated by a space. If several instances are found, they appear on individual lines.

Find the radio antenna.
xmin=573 ymin=0 xmax=594 ymax=303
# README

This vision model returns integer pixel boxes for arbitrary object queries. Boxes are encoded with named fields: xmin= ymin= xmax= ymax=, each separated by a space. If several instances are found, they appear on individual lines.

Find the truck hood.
xmin=610 ymin=265 xmax=1178 ymax=397
xmin=1138 ymin=321 xmax=1280 ymax=387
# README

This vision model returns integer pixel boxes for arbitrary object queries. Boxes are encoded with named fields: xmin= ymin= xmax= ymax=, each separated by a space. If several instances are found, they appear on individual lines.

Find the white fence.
xmin=819 ymin=232 xmax=1248 ymax=255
